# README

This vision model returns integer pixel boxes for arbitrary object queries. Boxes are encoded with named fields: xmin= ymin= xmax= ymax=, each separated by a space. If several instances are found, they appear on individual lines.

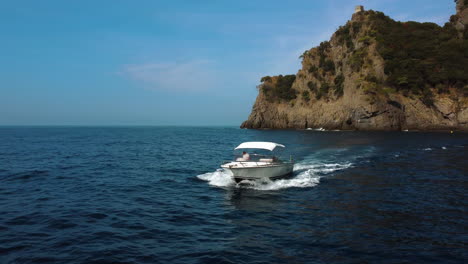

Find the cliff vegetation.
xmin=242 ymin=1 xmax=468 ymax=131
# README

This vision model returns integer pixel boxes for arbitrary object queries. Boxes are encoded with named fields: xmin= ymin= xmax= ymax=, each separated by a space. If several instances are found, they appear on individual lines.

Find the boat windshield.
xmin=234 ymin=149 xmax=282 ymax=162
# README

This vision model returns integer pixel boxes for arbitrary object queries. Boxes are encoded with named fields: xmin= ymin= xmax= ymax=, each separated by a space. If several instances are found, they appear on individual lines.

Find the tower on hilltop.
xmin=355 ymin=5 xmax=364 ymax=14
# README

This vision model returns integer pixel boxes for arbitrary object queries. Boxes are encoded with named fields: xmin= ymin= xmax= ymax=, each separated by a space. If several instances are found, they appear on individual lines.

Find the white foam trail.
xmin=423 ymin=148 xmax=432 ymax=151
xmin=293 ymin=162 xmax=352 ymax=171
xmin=197 ymin=161 xmax=353 ymax=191
xmin=197 ymin=169 xmax=235 ymax=187
xmin=242 ymin=172 xmax=320 ymax=191
xmin=306 ymin=127 xmax=326 ymax=131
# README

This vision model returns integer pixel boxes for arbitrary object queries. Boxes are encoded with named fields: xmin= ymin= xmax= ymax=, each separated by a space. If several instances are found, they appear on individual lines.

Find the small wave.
xmin=243 ymin=171 xmax=320 ymax=190
xmin=47 ymin=219 xmax=78 ymax=230
xmin=0 ymin=245 xmax=28 ymax=255
xmin=197 ymin=161 xmax=352 ymax=191
xmin=293 ymin=162 xmax=352 ymax=172
xmin=306 ymin=127 xmax=326 ymax=131
xmin=441 ymin=146 xmax=447 ymax=150
xmin=86 ymin=213 xmax=108 ymax=220
xmin=197 ymin=169 xmax=235 ymax=187
xmin=4 ymin=170 xmax=49 ymax=181
xmin=423 ymin=148 xmax=432 ymax=151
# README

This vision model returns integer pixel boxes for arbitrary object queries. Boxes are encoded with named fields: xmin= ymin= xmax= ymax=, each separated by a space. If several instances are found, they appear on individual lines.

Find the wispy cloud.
xmin=122 ymin=60 xmax=218 ymax=92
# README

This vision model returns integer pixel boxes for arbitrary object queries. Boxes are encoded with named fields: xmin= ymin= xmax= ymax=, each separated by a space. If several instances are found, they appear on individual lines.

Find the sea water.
xmin=0 ymin=127 xmax=467 ymax=263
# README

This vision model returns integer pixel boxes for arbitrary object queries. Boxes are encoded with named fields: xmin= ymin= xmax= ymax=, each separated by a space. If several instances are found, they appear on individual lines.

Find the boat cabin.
xmin=233 ymin=141 xmax=285 ymax=163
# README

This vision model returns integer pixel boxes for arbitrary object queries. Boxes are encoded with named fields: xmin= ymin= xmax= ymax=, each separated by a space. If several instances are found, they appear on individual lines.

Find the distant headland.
xmin=241 ymin=0 xmax=468 ymax=131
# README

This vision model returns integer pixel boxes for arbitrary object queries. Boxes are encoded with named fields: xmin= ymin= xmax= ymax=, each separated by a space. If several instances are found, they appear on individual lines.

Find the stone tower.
xmin=355 ymin=5 xmax=364 ymax=14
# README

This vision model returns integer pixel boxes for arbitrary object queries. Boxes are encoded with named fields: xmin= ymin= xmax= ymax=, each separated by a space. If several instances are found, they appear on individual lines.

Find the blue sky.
xmin=0 ymin=0 xmax=456 ymax=125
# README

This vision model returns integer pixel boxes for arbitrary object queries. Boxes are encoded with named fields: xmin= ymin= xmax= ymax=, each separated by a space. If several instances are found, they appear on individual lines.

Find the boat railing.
xmin=221 ymin=159 xmax=293 ymax=168
xmin=234 ymin=153 xmax=276 ymax=160
xmin=222 ymin=161 xmax=276 ymax=168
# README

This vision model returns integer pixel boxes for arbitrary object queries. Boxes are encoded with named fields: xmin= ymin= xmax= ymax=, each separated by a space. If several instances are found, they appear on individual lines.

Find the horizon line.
xmin=0 ymin=124 xmax=241 ymax=127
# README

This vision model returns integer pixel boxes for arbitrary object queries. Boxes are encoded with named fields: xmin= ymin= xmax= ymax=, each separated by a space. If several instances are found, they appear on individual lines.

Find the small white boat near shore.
xmin=221 ymin=142 xmax=294 ymax=183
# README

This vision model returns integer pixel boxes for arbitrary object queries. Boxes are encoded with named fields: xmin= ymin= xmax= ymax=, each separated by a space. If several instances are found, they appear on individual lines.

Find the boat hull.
xmin=222 ymin=163 xmax=294 ymax=182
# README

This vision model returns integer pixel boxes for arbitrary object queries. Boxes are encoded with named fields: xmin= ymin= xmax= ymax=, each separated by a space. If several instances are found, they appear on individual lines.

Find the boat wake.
xmin=197 ymin=145 xmax=377 ymax=191
xmin=197 ymin=160 xmax=353 ymax=191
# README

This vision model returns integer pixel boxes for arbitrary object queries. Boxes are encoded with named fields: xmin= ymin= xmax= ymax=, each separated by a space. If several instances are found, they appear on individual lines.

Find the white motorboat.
xmin=221 ymin=141 xmax=294 ymax=183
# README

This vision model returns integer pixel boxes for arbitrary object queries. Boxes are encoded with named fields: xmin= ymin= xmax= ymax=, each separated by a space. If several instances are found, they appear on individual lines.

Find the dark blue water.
xmin=0 ymin=127 xmax=467 ymax=264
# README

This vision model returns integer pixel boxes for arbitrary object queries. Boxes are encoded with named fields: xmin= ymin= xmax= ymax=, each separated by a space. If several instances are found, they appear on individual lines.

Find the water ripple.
xmin=0 ymin=127 xmax=466 ymax=264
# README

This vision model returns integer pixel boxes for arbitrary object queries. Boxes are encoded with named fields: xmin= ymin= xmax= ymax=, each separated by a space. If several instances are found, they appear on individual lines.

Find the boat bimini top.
xmin=234 ymin=142 xmax=285 ymax=151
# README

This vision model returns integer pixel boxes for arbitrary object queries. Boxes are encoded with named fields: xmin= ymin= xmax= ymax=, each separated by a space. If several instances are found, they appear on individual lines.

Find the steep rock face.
xmin=242 ymin=4 xmax=468 ymax=131
xmin=454 ymin=0 xmax=468 ymax=34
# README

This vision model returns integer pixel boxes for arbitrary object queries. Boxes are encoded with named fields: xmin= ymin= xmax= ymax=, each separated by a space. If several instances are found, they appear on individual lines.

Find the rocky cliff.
xmin=453 ymin=0 xmax=468 ymax=35
xmin=241 ymin=2 xmax=468 ymax=131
